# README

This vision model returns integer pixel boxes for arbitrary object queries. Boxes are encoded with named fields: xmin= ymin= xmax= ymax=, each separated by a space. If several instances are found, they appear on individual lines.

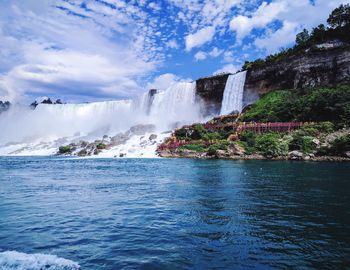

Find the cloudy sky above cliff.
xmin=0 ymin=0 xmax=347 ymax=102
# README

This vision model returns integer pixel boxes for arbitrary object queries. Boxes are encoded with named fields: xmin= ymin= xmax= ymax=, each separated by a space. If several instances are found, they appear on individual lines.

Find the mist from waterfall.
xmin=220 ymin=71 xmax=247 ymax=115
xmin=0 ymin=81 xmax=201 ymax=155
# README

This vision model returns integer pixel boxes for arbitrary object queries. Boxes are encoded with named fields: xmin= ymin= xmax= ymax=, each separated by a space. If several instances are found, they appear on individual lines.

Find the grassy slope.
xmin=241 ymin=85 xmax=350 ymax=126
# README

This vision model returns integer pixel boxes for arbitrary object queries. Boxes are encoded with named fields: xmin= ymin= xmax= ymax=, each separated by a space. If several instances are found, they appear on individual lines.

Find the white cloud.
xmin=255 ymin=21 xmax=299 ymax=54
xmin=223 ymin=51 xmax=234 ymax=62
xmin=146 ymin=73 xmax=190 ymax=90
xmin=0 ymin=0 xmax=347 ymax=102
xmin=0 ymin=0 xmax=160 ymax=102
xmin=209 ymin=47 xmax=223 ymax=57
xmin=230 ymin=1 xmax=286 ymax=41
xmin=194 ymin=51 xmax=207 ymax=61
xmin=167 ymin=39 xmax=179 ymax=49
xmin=148 ymin=2 xmax=161 ymax=11
xmin=194 ymin=47 xmax=223 ymax=61
xmin=250 ymin=0 xmax=348 ymax=54
xmin=185 ymin=26 xmax=216 ymax=51
xmin=214 ymin=64 xmax=240 ymax=75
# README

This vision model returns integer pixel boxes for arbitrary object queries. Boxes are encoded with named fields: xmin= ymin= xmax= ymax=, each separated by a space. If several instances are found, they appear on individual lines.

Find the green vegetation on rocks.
xmin=179 ymin=144 xmax=206 ymax=152
xmin=255 ymin=133 xmax=289 ymax=158
xmin=96 ymin=143 xmax=107 ymax=149
xmin=58 ymin=145 xmax=72 ymax=154
xmin=241 ymin=86 xmax=350 ymax=126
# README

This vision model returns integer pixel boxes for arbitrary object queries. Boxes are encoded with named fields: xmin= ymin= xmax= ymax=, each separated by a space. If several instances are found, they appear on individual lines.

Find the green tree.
xmin=296 ymin=29 xmax=310 ymax=46
xmin=327 ymin=4 xmax=350 ymax=28
xmin=311 ymin=24 xmax=327 ymax=43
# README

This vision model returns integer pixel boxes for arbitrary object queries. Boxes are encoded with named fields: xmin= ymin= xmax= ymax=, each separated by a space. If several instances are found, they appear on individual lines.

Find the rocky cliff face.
xmin=244 ymin=45 xmax=350 ymax=100
xmin=194 ymin=45 xmax=350 ymax=116
xmin=195 ymin=74 xmax=230 ymax=116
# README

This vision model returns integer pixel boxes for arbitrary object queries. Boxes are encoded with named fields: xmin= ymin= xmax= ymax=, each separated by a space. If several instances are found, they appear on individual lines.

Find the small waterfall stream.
xmin=220 ymin=71 xmax=247 ymax=115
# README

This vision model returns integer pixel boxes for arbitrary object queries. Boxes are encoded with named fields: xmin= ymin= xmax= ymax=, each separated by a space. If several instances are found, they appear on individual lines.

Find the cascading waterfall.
xmin=220 ymin=71 xmax=247 ymax=115
xmin=0 ymin=81 xmax=201 ymax=156
xmin=149 ymin=82 xmax=198 ymax=128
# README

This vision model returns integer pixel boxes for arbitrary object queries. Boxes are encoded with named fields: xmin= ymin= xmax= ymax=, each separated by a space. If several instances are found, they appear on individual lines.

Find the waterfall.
xmin=149 ymin=82 xmax=198 ymax=128
xmin=220 ymin=71 xmax=247 ymax=115
xmin=0 ymin=81 xmax=202 ymax=156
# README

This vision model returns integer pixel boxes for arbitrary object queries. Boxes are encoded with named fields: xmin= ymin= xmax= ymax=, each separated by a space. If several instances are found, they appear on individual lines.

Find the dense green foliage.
xmin=242 ymin=4 xmax=350 ymax=70
xmin=327 ymin=135 xmax=350 ymax=156
xmin=96 ymin=143 xmax=107 ymax=149
xmin=236 ymin=123 xmax=347 ymax=157
xmin=58 ymin=145 xmax=72 ymax=154
xmin=255 ymin=133 xmax=289 ymax=157
xmin=289 ymin=133 xmax=316 ymax=154
xmin=241 ymin=85 xmax=350 ymax=126
xmin=327 ymin=4 xmax=350 ymax=28
xmin=207 ymin=141 xmax=230 ymax=156
xmin=170 ymin=120 xmax=348 ymax=158
xmin=175 ymin=124 xmax=230 ymax=141
xmin=179 ymin=144 xmax=206 ymax=152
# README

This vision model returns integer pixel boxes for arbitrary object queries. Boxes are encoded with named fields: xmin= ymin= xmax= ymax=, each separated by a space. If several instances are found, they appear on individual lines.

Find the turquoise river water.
xmin=0 ymin=157 xmax=349 ymax=269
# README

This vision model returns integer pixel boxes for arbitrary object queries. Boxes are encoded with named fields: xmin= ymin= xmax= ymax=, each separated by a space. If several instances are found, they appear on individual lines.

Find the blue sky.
xmin=0 ymin=0 xmax=347 ymax=102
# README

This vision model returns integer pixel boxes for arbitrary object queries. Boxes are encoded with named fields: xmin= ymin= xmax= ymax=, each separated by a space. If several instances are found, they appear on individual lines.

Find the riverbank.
xmin=158 ymin=149 xmax=350 ymax=162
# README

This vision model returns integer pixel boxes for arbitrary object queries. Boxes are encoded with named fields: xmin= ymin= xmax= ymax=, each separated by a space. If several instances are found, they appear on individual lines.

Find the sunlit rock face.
xmin=244 ymin=45 xmax=350 ymax=101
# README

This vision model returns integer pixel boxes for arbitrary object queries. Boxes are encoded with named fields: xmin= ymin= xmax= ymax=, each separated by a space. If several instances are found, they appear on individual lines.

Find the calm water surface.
xmin=0 ymin=157 xmax=350 ymax=269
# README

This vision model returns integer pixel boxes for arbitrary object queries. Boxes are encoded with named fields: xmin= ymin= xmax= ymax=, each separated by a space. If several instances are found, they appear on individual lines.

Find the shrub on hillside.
xmin=180 ymin=144 xmax=206 ymax=152
xmin=255 ymin=133 xmax=289 ymax=157
xmin=206 ymin=141 xmax=230 ymax=156
xmin=289 ymin=133 xmax=316 ymax=153
xmin=96 ymin=143 xmax=107 ymax=149
xmin=239 ymin=130 xmax=257 ymax=147
xmin=175 ymin=128 xmax=188 ymax=140
xmin=59 ymin=145 xmax=72 ymax=154
xmin=328 ymin=135 xmax=350 ymax=156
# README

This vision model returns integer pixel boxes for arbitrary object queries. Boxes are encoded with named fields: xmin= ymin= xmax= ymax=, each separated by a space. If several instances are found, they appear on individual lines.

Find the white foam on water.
xmin=97 ymin=132 xmax=171 ymax=158
xmin=0 ymin=251 xmax=80 ymax=270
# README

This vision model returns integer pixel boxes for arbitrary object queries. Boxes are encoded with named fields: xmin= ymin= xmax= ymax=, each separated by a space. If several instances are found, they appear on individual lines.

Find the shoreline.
xmin=0 ymin=154 xmax=349 ymax=162
xmin=158 ymin=151 xmax=350 ymax=162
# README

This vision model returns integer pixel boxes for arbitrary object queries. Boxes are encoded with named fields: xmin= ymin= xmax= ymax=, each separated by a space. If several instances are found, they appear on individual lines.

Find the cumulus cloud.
xmin=146 ymin=73 xmax=191 ymax=90
xmin=209 ymin=47 xmax=223 ymax=57
xmin=185 ymin=26 xmax=216 ymax=51
xmin=166 ymin=39 xmax=179 ymax=49
xmin=0 ymin=0 xmax=161 ymax=102
xmin=194 ymin=51 xmax=207 ymax=61
xmin=230 ymin=0 xmax=348 ymax=51
xmin=0 ymin=0 xmax=347 ymax=102
xmin=194 ymin=47 xmax=223 ymax=61
xmin=230 ymin=1 xmax=286 ymax=41
xmin=255 ymin=21 xmax=299 ymax=54
xmin=214 ymin=64 xmax=240 ymax=75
